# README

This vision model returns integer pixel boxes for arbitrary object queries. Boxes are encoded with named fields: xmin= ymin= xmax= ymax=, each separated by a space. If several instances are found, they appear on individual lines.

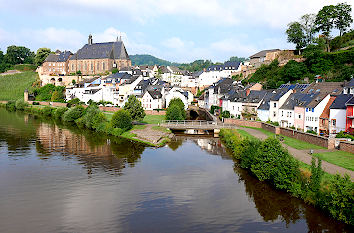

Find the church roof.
xmin=70 ymin=41 xmax=129 ymax=60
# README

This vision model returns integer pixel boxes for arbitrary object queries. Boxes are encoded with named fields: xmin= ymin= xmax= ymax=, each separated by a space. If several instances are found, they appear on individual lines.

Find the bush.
xmin=210 ymin=105 xmax=222 ymax=114
xmin=51 ymin=90 xmax=64 ymax=102
xmin=335 ymin=131 xmax=354 ymax=140
xmin=123 ymin=95 xmax=145 ymax=121
xmin=62 ymin=106 xmax=85 ymax=122
xmin=6 ymin=101 xmax=16 ymax=111
xmin=111 ymin=109 xmax=132 ymax=131
xmin=32 ymin=102 xmax=39 ymax=105
xmin=41 ymin=106 xmax=54 ymax=117
xmin=82 ymin=105 xmax=106 ymax=129
xmin=67 ymin=98 xmax=82 ymax=107
xmin=53 ymin=107 xmax=68 ymax=120
xmin=165 ymin=104 xmax=184 ymax=121
xmin=168 ymin=98 xmax=186 ymax=119
xmin=306 ymin=130 xmax=317 ymax=135
xmin=221 ymin=110 xmax=230 ymax=118
xmin=34 ymin=84 xmax=65 ymax=102
xmin=15 ymin=99 xmax=28 ymax=111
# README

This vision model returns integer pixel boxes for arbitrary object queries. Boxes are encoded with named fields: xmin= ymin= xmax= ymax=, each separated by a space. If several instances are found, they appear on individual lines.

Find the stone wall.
xmin=145 ymin=110 xmax=166 ymax=115
xmin=261 ymin=123 xmax=278 ymax=134
xmin=223 ymin=118 xmax=262 ymax=128
xmin=279 ymin=127 xmax=333 ymax=149
xmin=339 ymin=141 xmax=354 ymax=153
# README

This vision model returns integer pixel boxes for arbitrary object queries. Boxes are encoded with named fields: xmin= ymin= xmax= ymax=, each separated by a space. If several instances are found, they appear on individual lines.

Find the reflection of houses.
xmin=36 ymin=123 xmax=144 ymax=174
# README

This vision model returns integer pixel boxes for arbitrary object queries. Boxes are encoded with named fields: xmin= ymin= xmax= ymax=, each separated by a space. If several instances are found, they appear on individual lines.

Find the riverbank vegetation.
xmin=165 ymin=98 xmax=186 ymax=120
xmin=314 ymin=151 xmax=354 ymax=171
xmin=219 ymin=129 xmax=353 ymax=225
xmin=1 ymin=101 xmax=169 ymax=147
xmin=0 ymin=72 xmax=38 ymax=101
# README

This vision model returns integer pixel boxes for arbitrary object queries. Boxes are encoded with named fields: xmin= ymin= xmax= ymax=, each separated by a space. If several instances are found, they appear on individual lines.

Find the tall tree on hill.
xmin=35 ymin=48 xmax=51 ymax=66
xmin=315 ymin=5 xmax=336 ymax=37
xmin=286 ymin=22 xmax=306 ymax=54
xmin=4 ymin=45 xmax=35 ymax=65
xmin=300 ymin=14 xmax=316 ymax=45
xmin=333 ymin=3 xmax=353 ymax=36
xmin=0 ymin=50 xmax=4 ymax=63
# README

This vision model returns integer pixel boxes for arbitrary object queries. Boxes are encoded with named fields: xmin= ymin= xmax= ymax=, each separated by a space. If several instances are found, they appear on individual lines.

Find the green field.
xmin=0 ymin=72 xmax=37 ymax=101
xmin=243 ymin=126 xmax=326 ymax=150
xmin=236 ymin=129 xmax=256 ymax=139
xmin=141 ymin=114 xmax=165 ymax=124
xmin=314 ymin=151 xmax=354 ymax=171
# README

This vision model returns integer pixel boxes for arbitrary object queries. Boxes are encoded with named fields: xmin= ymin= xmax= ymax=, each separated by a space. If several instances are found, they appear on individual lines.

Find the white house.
xmin=329 ymin=94 xmax=353 ymax=135
xmin=268 ymin=89 xmax=293 ymax=123
xmin=141 ymin=88 xmax=164 ymax=110
xmin=304 ymin=94 xmax=331 ymax=134
xmin=165 ymin=87 xmax=193 ymax=109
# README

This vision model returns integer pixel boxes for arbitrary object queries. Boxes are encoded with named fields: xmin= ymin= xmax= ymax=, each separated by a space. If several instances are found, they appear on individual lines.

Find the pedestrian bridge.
xmin=160 ymin=120 xmax=236 ymax=130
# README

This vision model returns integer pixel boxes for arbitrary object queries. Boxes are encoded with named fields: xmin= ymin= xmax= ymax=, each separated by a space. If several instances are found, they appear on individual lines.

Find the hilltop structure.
xmin=68 ymin=34 xmax=131 ymax=75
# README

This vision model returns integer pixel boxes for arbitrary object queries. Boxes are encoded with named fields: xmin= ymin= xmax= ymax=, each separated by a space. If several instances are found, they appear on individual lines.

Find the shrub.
xmin=221 ymin=110 xmax=230 ymax=119
xmin=210 ymin=105 xmax=222 ymax=114
xmin=165 ymin=104 xmax=184 ymax=121
xmin=41 ymin=106 xmax=54 ymax=117
xmin=53 ymin=107 xmax=68 ymax=120
xmin=111 ymin=109 xmax=132 ymax=131
xmin=32 ymin=102 xmax=39 ymax=105
xmin=6 ymin=101 xmax=16 ymax=111
xmin=306 ymin=130 xmax=317 ymax=135
xmin=67 ymin=98 xmax=82 ymax=107
xmin=51 ymin=90 xmax=64 ymax=102
xmin=168 ymin=98 xmax=186 ymax=119
xmin=82 ymin=105 xmax=106 ymax=130
xmin=123 ymin=95 xmax=145 ymax=121
xmin=62 ymin=106 xmax=85 ymax=122
xmin=335 ymin=131 xmax=354 ymax=140
xmin=15 ymin=99 xmax=28 ymax=111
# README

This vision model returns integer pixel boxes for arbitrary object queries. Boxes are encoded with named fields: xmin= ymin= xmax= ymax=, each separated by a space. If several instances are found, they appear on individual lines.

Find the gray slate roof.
xmin=44 ymin=51 xmax=72 ymax=62
xmin=330 ymin=94 xmax=353 ymax=109
xmin=70 ymin=41 xmax=129 ymax=60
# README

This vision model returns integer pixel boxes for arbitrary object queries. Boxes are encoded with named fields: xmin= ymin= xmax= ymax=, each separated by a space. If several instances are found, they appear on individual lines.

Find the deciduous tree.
xmin=35 ymin=48 xmax=51 ymax=66
xmin=286 ymin=22 xmax=306 ymax=53
xmin=333 ymin=2 xmax=353 ymax=36
xmin=123 ymin=95 xmax=146 ymax=121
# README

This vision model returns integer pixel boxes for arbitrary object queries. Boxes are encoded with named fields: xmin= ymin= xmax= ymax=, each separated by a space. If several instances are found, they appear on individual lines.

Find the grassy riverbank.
xmin=0 ymin=102 xmax=171 ymax=147
xmin=0 ymin=72 xmax=38 ymax=101
xmin=219 ymin=128 xmax=353 ymax=225
xmin=314 ymin=151 xmax=354 ymax=171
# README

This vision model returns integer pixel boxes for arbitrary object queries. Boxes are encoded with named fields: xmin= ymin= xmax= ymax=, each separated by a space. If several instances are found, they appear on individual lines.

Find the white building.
xmin=268 ymin=89 xmax=293 ymax=123
xmin=304 ymin=94 xmax=331 ymax=134
xmin=165 ymin=87 xmax=193 ymax=109
xmin=329 ymin=94 xmax=353 ymax=135
xmin=141 ymin=89 xmax=164 ymax=110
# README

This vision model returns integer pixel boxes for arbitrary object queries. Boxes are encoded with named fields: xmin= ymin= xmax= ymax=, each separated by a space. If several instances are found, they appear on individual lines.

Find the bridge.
xmin=160 ymin=120 xmax=236 ymax=135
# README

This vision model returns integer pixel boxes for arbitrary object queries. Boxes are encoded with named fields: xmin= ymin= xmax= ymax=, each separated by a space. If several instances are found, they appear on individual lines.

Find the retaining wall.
xmin=339 ymin=141 xmax=354 ymax=153
xmin=223 ymin=118 xmax=262 ymax=128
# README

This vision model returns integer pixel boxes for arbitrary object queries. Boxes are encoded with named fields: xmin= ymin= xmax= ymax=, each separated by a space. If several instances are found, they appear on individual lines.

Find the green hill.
xmin=0 ymin=71 xmax=37 ymax=100
xmin=130 ymin=54 xmax=180 ymax=66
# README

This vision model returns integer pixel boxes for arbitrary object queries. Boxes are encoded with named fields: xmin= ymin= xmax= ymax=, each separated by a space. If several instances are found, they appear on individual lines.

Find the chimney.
xmin=88 ymin=34 xmax=93 ymax=45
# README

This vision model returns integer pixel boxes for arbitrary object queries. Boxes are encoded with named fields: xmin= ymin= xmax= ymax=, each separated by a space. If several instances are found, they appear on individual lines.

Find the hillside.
xmin=130 ymin=54 xmax=180 ymax=66
xmin=0 ymin=71 xmax=37 ymax=100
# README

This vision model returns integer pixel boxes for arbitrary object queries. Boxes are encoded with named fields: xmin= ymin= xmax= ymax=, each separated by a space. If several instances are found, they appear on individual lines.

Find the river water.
xmin=0 ymin=108 xmax=351 ymax=233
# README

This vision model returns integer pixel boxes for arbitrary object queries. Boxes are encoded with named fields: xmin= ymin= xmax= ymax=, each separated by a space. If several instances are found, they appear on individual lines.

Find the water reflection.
xmin=0 ymin=108 xmax=351 ymax=232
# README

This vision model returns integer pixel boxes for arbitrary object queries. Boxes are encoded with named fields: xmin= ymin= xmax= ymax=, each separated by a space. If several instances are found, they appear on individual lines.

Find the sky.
xmin=0 ymin=0 xmax=353 ymax=63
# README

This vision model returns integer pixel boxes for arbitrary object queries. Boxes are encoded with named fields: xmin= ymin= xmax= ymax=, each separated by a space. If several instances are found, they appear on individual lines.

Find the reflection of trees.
xmin=0 ymin=109 xmax=37 ymax=153
xmin=234 ymin=165 xmax=351 ymax=232
xmin=168 ymin=138 xmax=184 ymax=151
xmin=35 ymin=122 xmax=145 ymax=176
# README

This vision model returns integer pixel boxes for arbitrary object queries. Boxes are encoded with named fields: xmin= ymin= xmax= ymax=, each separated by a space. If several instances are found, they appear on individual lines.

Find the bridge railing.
xmin=160 ymin=120 xmax=236 ymax=128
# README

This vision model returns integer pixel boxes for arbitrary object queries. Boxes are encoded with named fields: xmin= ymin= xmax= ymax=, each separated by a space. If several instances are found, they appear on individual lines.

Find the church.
xmin=68 ymin=34 xmax=132 ymax=75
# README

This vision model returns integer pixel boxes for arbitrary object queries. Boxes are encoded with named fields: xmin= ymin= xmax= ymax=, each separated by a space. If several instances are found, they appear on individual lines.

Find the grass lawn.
xmin=236 ymin=129 xmax=257 ymax=139
xmin=314 ymin=151 xmax=354 ymax=171
xmin=0 ymin=71 xmax=37 ymax=101
xmin=298 ymin=161 xmax=337 ymax=185
xmin=242 ymin=126 xmax=326 ymax=150
xmin=151 ymin=125 xmax=171 ymax=133
xmin=141 ymin=114 xmax=165 ymax=124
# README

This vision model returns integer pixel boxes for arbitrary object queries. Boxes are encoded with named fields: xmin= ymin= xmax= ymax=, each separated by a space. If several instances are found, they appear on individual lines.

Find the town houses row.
xmin=38 ymin=35 xmax=354 ymax=136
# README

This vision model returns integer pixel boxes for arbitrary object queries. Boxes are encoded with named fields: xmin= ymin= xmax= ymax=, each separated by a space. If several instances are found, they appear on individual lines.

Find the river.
xmin=0 ymin=108 xmax=351 ymax=232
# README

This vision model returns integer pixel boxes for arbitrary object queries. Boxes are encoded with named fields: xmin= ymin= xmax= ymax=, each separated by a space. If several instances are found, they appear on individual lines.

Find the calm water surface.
xmin=0 ymin=108 xmax=351 ymax=233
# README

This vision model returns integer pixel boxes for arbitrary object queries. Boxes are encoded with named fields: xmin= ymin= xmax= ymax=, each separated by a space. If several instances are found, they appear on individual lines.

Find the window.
xmin=103 ymin=62 xmax=105 ymax=70
xmin=332 ymin=119 xmax=336 ymax=126
xmin=273 ymin=111 xmax=276 ymax=117
xmin=97 ymin=62 xmax=100 ymax=70
xmin=91 ymin=63 xmax=93 ymax=71
xmin=298 ymin=114 xmax=301 ymax=119
xmin=273 ymin=103 xmax=276 ymax=107
xmin=312 ymin=108 xmax=314 ymax=112
xmin=281 ymin=111 xmax=284 ymax=117
xmin=289 ymin=112 xmax=292 ymax=117
xmin=72 ymin=64 xmax=74 ymax=70
xmin=306 ymin=108 xmax=308 ymax=112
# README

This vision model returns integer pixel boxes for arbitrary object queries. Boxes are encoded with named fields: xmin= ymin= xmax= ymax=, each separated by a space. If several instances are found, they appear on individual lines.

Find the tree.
xmin=165 ymin=104 xmax=184 ymax=121
xmin=111 ymin=109 xmax=132 ymax=131
xmin=123 ymin=95 xmax=146 ymax=121
xmin=35 ymin=48 xmax=51 ymax=66
xmin=315 ymin=5 xmax=336 ymax=37
xmin=300 ymin=14 xmax=316 ymax=45
xmin=0 ymin=50 xmax=4 ymax=64
xmin=333 ymin=3 xmax=353 ymax=36
xmin=286 ymin=22 xmax=306 ymax=53
xmin=282 ymin=60 xmax=308 ymax=83
xmin=4 ymin=45 xmax=35 ymax=65
xmin=168 ymin=98 xmax=186 ymax=119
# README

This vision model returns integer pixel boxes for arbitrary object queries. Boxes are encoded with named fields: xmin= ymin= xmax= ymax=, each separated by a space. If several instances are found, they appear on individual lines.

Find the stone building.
xmin=68 ymin=35 xmax=131 ymax=75
xmin=41 ymin=50 xmax=73 ymax=75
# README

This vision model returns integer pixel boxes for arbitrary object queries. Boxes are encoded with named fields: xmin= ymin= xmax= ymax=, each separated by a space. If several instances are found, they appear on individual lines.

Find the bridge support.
xmin=214 ymin=129 xmax=220 ymax=138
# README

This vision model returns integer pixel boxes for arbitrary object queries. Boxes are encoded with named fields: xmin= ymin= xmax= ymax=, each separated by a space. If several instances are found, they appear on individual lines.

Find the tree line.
xmin=0 ymin=46 xmax=52 ymax=73
xmin=286 ymin=2 xmax=353 ymax=53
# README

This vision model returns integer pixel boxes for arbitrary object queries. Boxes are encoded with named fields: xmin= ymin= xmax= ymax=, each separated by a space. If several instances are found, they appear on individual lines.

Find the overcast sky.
xmin=0 ymin=0 xmax=353 ymax=63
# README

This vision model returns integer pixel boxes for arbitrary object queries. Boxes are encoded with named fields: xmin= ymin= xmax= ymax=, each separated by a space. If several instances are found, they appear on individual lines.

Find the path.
xmin=235 ymin=126 xmax=354 ymax=180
